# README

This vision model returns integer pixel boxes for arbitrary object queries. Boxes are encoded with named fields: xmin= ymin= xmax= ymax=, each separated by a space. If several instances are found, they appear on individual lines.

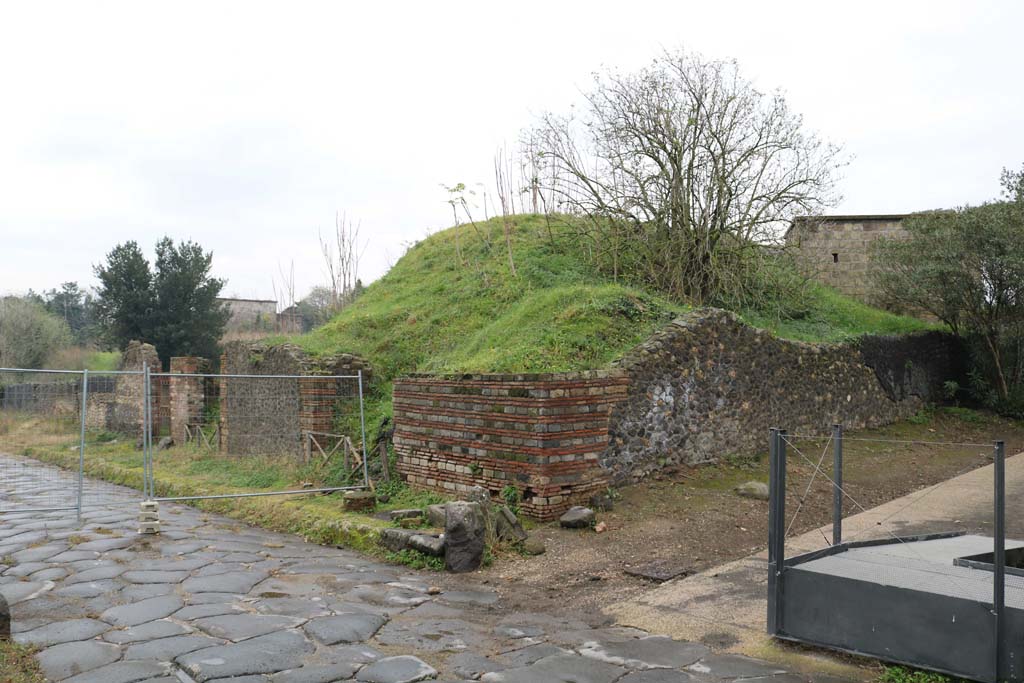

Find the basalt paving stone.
xmin=183 ymin=571 xmax=269 ymax=594
xmin=438 ymin=589 xmax=500 ymax=606
xmin=221 ymin=552 xmax=267 ymax=563
xmin=549 ymin=627 xmax=651 ymax=647
xmin=36 ymin=639 xmax=123 ymax=681
xmin=11 ymin=543 xmax=67 ymax=563
xmin=269 ymin=661 xmax=362 ymax=683
xmin=579 ymin=637 xmax=710 ymax=670
xmin=101 ymin=594 xmax=184 ymax=627
xmin=481 ymin=653 xmax=627 ymax=683
xmin=74 ymin=536 xmax=136 ymax=552
xmin=187 ymin=592 xmax=245 ymax=605
xmin=5 ymin=561 xmax=53 ymax=577
xmin=30 ymin=566 xmax=70 ymax=581
xmin=62 ymin=659 xmax=171 ymax=683
xmin=344 ymin=585 xmax=430 ymax=607
xmin=374 ymin=617 xmax=497 ymax=653
xmin=687 ymin=655 xmax=790 ymax=679
xmin=159 ymin=541 xmax=209 ymax=556
xmin=121 ymin=569 xmax=191 ymax=583
xmin=16 ymin=617 xmax=111 ymax=646
xmin=65 ymin=565 xmax=126 ymax=584
xmin=449 ymin=651 xmax=509 ymax=679
xmin=499 ymin=643 xmax=572 ymax=667
xmin=120 ymin=583 xmax=178 ymax=601
xmin=174 ymin=602 xmax=247 ymax=620
xmin=176 ymin=629 xmax=316 ymax=681
xmin=54 ymin=579 xmax=121 ymax=598
xmin=303 ymin=613 xmax=388 ymax=644
xmin=494 ymin=624 xmax=545 ymax=639
xmin=132 ymin=555 xmax=219 ymax=571
xmin=124 ymin=633 xmax=226 ymax=660
xmin=620 ymin=672 xmax=697 ymax=683
xmin=193 ymin=613 xmax=307 ymax=642
xmin=253 ymin=597 xmax=332 ymax=618
xmin=68 ymin=558 xmax=120 ymax=571
xmin=102 ymin=619 xmax=192 ymax=644
xmin=401 ymin=601 xmax=463 ymax=619
xmin=193 ymin=562 xmax=250 ymax=577
xmin=0 ymin=580 xmax=52 ymax=604
xmin=356 ymin=655 xmax=438 ymax=683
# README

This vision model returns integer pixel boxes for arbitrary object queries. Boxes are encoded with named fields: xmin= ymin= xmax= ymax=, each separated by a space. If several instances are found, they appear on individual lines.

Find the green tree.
xmin=149 ymin=238 xmax=229 ymax=364
xmin=43 ymin=282 xmax=99 ymax=346
xmin=872 ymin=165 xmax=1024 ymax=407
xmin=94 ymin=238 xmax=229 ymax=366
xmin=94 ymin=241 xmax=155 ymax=348
xmin=0 ymin=296 xmax=71 ymax=368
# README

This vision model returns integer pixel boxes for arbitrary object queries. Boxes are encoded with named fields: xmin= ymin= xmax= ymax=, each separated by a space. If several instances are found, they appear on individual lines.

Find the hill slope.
xmin=286 ymin=214 xmax=935 ymax=426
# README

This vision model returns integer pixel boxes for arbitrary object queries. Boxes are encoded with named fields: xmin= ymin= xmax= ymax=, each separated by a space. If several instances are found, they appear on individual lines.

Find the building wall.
xmin=393 ymin=372 xmax=629 ymax=520
xmin=787 ymin=216 xmax=908 ymax=305
xmin=218 ymin=298 xmax=279 ymax=333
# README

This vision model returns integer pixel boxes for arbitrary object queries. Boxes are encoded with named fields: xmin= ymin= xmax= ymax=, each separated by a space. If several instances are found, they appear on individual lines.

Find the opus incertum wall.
xmin=393 ymin=309 xmax=964 ymax=512
xmin=394 ymin=372 xmax=629 ymax=520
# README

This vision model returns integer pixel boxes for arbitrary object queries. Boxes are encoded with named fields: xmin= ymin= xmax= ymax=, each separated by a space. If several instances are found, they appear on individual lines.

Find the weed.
xmin=940 ymin=406 xmax=987 ymax=424
xmin=877 ymin=665 xmax=961 ymax=683
xmin=906 ymin=407 xmax=935 ymax=425
xmin=500 ymin=485 xmax=521 ymax=514
xmin=383 ymin=548 xmax=444 ymax=571
xmin=67 ymin=534 xmax=88 ymax=546
xmin=0 ymin=640 xmax=44 ymax=683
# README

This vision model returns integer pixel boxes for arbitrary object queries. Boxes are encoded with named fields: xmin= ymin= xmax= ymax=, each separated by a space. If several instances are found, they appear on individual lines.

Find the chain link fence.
xmin=0 ymin=367 xmax=371 ymax=516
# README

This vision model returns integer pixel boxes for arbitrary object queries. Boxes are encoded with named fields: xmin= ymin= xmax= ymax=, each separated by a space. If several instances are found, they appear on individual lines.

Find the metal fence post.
xmin=833 ymin=423 xmax=843 ymax=546
xmin=357 ymin=371 xmax=369 ymax=489
xmin=77 ymin=369 xmax=89 ymax=522
xmin=143 ymin=363 xmax=151 ymax=499
xmin=994 ymin=439 xmax=1006 ymax=683
xmin=767 ymin=428 xmax=785 ymax=635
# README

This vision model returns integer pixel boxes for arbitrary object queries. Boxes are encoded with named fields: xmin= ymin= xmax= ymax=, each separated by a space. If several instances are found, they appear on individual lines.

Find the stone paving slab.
xmin=0 ymin=453 xmax=837 ymax=683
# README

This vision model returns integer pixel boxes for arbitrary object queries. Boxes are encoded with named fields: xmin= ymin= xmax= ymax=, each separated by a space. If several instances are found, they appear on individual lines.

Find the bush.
xmin=0 ymin=296 xmax=71 ymax=368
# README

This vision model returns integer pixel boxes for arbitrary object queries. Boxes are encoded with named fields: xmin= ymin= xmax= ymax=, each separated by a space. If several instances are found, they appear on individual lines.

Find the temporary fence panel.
xmin=0 ymin=368 xmax=149 ymax=515
xmin=145 ymin=371 xmax=370 ymax=502
xmin=769 ymin=426 xmax=1010 ymax=682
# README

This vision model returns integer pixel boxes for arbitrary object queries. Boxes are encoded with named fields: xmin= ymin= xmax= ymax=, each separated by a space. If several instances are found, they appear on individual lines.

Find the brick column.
xmin=169 ymin=357 xmax=209 ymax=445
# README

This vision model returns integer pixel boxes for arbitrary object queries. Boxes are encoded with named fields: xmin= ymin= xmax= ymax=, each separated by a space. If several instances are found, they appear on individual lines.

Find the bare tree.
xmin=320 ymin=212 xmax=366 ymax=312
xmin=493 ymin=147 xmax=518 ymax=277
xmin=525 ymin=47 xmax=844 ymax=306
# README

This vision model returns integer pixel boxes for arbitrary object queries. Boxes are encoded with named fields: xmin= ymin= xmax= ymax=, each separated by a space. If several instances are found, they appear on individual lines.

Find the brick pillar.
xmin=299 ymin=377 xmax=338 ymax=456
xmin=169 ymin=357 xmax=209 ymax=445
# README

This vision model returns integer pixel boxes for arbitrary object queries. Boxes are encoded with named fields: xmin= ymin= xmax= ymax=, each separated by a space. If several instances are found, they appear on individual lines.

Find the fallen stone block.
xmin=378 ymin=528 xmax=417 ymax=553
xmin=389 ymin=508 xmax=423 ymax=521
xmin=445 ymin=501 xmax=485 ymax=572
xmin=734 ymin=481 xmax=769 ymax=501
xmin=407 ymin=534 xmax=445 ymax=557
xmin=559 ymin=506 xmax=595 ymax=529
xmin=342 ymin=490 xmax=377 ymax=512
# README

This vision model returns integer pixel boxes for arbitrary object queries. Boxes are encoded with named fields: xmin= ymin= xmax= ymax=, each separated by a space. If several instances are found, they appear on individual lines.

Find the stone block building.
xmin=785 ymin=214 xmax=909 ymax=306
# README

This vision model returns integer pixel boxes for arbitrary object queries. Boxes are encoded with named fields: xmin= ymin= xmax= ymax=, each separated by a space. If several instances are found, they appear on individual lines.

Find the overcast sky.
xmin=2 ymin=1 xmax=1022 ymax=303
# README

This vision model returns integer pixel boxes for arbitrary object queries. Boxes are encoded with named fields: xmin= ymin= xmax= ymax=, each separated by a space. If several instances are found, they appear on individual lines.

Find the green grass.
xmin=741 ymin=283 xmax=939 ymax=343
xmin=878 ymin=665 xmax=963 ymax=683
xmin=0 ymin=641 xmax=44 ymax=683
xmin=85 ymin=350 xmax=121 ymax=371
xmin=277 ymin=214 xmax=932 ymax=441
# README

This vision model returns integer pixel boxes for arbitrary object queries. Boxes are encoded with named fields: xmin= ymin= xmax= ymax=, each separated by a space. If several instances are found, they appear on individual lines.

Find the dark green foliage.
xmin=94 ymin=238 xmax=229 ymax=366
xmin=878 ymin=665 xmax=962 ymax=683
xmin=872 ymin=164 xmax=1024 ymax=414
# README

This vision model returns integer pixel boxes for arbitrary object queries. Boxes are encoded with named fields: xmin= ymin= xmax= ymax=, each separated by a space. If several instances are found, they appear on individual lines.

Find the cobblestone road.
xmin=0 ymin=455 xmax=831 ymax=683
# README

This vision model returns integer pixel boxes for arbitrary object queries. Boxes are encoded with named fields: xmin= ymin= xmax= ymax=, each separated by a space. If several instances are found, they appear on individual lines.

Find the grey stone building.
xmin=785 ymin=214 xmax=909 ymax=305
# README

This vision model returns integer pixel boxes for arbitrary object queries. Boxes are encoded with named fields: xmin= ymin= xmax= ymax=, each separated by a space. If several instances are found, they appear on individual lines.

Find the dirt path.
xmin=482 ymin=408 xmax=1024 ymax=626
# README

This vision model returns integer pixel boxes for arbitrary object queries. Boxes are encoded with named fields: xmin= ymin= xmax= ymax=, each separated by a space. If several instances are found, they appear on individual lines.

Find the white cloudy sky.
xmin=1 ymin=1 xmax=1022 ymax=303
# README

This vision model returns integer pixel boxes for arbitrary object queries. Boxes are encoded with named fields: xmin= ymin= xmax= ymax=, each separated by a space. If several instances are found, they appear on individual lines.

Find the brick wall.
xmin=169 ymin=357 xmax=210 ymax=445
xmin=393 ymin=372 xmax=629 ymax=520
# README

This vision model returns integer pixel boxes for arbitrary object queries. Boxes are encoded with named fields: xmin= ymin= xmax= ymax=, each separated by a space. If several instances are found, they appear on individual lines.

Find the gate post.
xmin=833 ymin=423 xmax=843 ymax=546
xmin=358 ymin=371 xmax=369 ymax=488
xmin=767 ymin=428 xmax=787 ymax=635
xmin=77 ymin=369 xmax=89 ymax=522
xmin=994 ymin=440 xmax=1006 ymax=683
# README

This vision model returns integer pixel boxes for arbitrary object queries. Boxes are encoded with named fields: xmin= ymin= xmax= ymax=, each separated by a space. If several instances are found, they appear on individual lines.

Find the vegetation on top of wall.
xmin=289 ymin=214 xmax=934 ymax=375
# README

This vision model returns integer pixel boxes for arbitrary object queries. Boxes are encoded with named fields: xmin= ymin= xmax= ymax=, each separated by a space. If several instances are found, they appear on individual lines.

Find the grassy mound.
xmin=283 ymin=214 xmax=936 ymax=429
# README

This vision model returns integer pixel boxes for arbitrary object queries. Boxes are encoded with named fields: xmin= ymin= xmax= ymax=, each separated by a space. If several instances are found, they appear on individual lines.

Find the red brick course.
xmin=394 ymin=372 xmax=628 ymax=520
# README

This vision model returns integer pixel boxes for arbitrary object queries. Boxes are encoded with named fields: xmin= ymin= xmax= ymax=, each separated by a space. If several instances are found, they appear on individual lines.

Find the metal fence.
xmin=0 ymin=366 xmax=371 ymax=517
xmin=767 ymin=425 xmax=1012 ymax=682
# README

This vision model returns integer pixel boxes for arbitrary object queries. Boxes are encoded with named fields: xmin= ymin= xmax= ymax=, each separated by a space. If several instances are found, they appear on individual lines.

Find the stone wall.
xmin=108 ymin=341 xmax=161 ymax=436
xmin=604 ymin=309 xmax=965 ymax=482
xmin=220 ymin=341 xmax=371 ymax=457
xmin=786 ymin=215 xmax=908 ymax=306
xmin=217 ymin=298 xmax=278 ymax=334
xmin=393 ymin=372 xmax=629 ymax=520
xmin=169 ymin=357 xmax=210 ymax=446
